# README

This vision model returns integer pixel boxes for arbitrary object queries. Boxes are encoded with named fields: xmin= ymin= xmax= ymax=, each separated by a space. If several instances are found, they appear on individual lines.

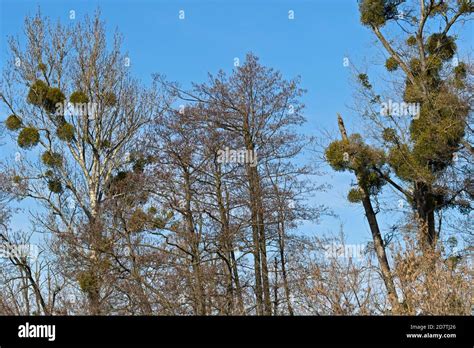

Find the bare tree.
xmin=1 ymin=11 xmax=158 ymax=314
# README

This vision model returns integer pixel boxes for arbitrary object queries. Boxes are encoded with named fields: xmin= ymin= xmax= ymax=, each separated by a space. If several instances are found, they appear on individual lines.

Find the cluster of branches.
xmin=326 ymin=0 xmax=473 ymax=313
xmin=0 ymin=11 xmax=325 ymax=315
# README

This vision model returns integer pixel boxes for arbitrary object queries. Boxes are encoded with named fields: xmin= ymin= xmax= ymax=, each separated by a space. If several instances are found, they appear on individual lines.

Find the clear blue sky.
xmin=1 ymin=0 xmax=472 ymax=245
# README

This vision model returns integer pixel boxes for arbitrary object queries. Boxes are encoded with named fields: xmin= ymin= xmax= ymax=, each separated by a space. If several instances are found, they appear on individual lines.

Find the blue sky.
xmin=0 ymin=0 xmax=472 ymax=245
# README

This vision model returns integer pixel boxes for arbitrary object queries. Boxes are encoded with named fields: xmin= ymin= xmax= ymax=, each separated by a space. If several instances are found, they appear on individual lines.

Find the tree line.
xmin=0 ymin=1 xmax=472 ymax=315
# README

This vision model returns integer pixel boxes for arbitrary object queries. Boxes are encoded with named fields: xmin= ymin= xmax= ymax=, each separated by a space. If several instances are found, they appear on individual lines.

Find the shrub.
xmin=358 ymin=73 xmax=372 ymax=89
xmin=406 ymin=36 xmax=417 ymax=46
xmin=41 ymin=151 xmax=63 ymax=167
xmin=429 ymin=1 xmax=448 ymax=16
xmin=77 ymin=271 xmax=98 ymax=293
xmin=17 ymin=127 xmax=40 ymax=149
xmin=347 ymin=188 xmax=365 ymax=203
xmin=325 ymin=140 xmax=351 ymax=171
xmin=100 ymin=140 xmax=111 ymax=149
xmin=360 ymin=0 xmax=399 ymax=27
xmin=454 ymin=62 xmax=467 ymax=80
xmin=360 ymin=0 xmax=386 ymax=27
xmin=458 ymin=0 xmax=474 ymax=13
xmin=27 ymin=80 xmax=48 ymax=106
xmin=44 ymin=87 xmax=65 ymax=113
xmin=403 ymin=81 xmax=424 ymax=103
xmin=426 ymin=55 xmax=443 ymax=74
xmin=385 ymin=57 xmax=399 ymax=71
xmin=409 ymin=58 xmax=422 ymax=75
xmin=426 ymin=34 xmax=456 ymax=60
xmin=48 ymin=179 xmax=63 ymax=194
xmin=70 ymin=91 xmax=89 ymax=104
xmin=5 ymin=114 xmax=22 ymax=131
xmin=57 ymin=122 xmax=75 ymax=142
xmin=393 ymin=236 xmax=471 ymax=315
xmin=129 ymin=209 xmax=149 ymax=233
xmin=12 ymin=175 xmax=22 ymax=184
xmin=103 ymin=92 xmax=117 ymax=107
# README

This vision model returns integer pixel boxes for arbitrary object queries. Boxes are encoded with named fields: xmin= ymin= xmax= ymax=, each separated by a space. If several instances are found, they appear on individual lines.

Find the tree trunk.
xmin=337 ymin=114 xmax=400 ymax=313
xmin=184 ymin=170 xmax=207 ymax=315
xmin=414 ymin=181 xmax=437 ymax=254
xmin=277 ymin=217 xmax=294 ymax=315
xmin=245 ymin=151 xmax=271 ymax=315
xmin=361 ymin=192 xmax=400 ymax=312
